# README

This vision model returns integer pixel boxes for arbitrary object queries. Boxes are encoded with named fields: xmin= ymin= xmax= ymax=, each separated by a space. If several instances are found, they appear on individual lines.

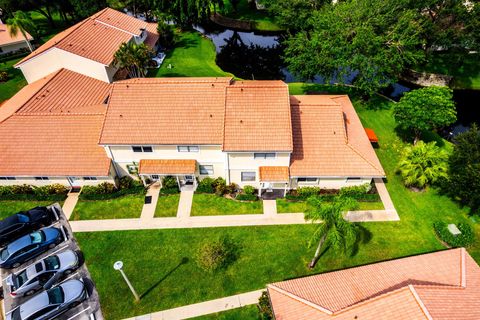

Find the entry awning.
xmin=259 ymin=166 xmax=290 ymax=182
xmin=139 ymin=159 xmax=196 ymax=175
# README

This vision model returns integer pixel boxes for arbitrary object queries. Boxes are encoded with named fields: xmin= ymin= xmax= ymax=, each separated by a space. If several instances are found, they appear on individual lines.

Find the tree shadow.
xmin=140 ymin=257 xmax=189 ymax=299
xmin=351 ymin=225 xmax=372 ymax=257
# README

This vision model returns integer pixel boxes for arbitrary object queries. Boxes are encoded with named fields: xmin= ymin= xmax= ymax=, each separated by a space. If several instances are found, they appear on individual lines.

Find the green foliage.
xmin=161 ymin=176 xmax=180 ymax=194
xmin=80 ymin=179 xmax=146 ymax=200
xmin=82 ymin=182 xmax=116 ymax=195
xmin=196 ymin=236 xmax=240 ymax=272
xmin=0 ymin=71 xmax=8 ymax=82
xmin=69 ymin=0 xmax=107 ymax=18
xmin=258 ymin=291 xmax=273 ymax=320
xmin=297 ymin=187 xmax=320 ymax=198
xmin=394 ymin=86 xmax=456 ymax=142
xmin=236 ymin=194 xmax=257 ymax=201
xmin=156 ymin=19 xmax=176 ymax=49
xmin=156 ymin=0 xmax=225 ymax=27
xmin=7 ymin=10 xmax=36 ymax=51
xmin=197 ymin=177 xmax=215 ymax=193
xmin=114 ymin=42 xmax=153 ymax=78
xmin=397 ymin=141 xmax=449 ymax=189
xmin=263 ymin=0 xmax=324 ymax=31
xmin=433 ymin=221 xmax=474 ymax=248
xmin=243 ymin=185 xmax=255 ymax=195
xmin=0 ymin=184 xmax=68 ymax=201
xmin=446 ymin=125 xmax=480 ymax=212
xmin=339 ymin=184 xmax=371 ymax=197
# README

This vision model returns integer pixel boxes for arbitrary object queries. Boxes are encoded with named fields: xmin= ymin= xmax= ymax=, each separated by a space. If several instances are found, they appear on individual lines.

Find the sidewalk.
xmin=125 ymin=289 xmax=263 ymax=320
xmin=177 ymin=191 xmax=193 ymax=218
xmin=62 ymin=191 xmax=80 ymax=220
xmin=140 ymin=183 xmax=161 ymax=220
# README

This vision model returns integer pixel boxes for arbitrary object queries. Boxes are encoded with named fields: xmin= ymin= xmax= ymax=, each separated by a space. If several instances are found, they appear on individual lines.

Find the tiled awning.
xmin=138 ymin=159 xmax=196 ymax=175
xmin=259 ymin=166 xmax=289 ymax=182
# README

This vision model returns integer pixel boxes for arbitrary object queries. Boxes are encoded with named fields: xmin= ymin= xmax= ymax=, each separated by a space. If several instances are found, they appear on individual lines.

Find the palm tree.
xmin=7 ymin=11 xmax=35 ymax=52
xmin=305 ymin=196 xmax=359 ymax=269
xmin=114 ymin=42 xmax=153 ymax=78
xmin=397 ymin=141 xmax=448 ymax=190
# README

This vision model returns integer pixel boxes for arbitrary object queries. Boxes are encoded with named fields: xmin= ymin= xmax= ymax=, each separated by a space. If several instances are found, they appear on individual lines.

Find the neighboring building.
xmin=0 ymin=23 xmax=33 ymax=55
xmin=14 ymin=8 xmax=158 ymax=84
xmin=268 ymin=248 xmax=480 ymax=319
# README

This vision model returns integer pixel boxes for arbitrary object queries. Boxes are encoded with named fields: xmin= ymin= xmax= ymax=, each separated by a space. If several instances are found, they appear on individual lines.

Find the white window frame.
xmin=34 ymin=177 xmax=49 ymax=181
xmin=297 ymin=177 xmax=318 ymax=184
xmin=241 ymin=172 xmax=256 ymax=182
xmin=83 ymin=177 xmax=98 ymax=181
xmin=0 ymin=177 xmax=15 ymax=180
xmin=346 ymin=177 xmax=362 ymax=182
xmin=199 ymin=165 xmax=214 ymax=175
xmin=177 ymin=146 xmax=199 ymax=152
xmin=132 ymin=146 xmax=153 ymax=153
xmin=253 ymin=153 xmax=276 ymax=159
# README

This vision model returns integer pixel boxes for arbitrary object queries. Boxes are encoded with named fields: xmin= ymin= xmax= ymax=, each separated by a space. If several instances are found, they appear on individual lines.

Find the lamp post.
xmin=113 ymin=261 xmax=140 ymax=302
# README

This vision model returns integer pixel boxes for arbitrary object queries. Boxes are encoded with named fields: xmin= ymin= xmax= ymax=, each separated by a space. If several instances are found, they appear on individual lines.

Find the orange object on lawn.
xmin=365 ymin=128 xmax=378 ymax=143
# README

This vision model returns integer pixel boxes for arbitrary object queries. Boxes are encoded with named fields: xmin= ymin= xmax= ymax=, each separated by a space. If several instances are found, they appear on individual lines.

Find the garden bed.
xmin=191 ymin=194 xmax=263 ymax=216
xmin=276 ymin=199 xmax=384 ymax=213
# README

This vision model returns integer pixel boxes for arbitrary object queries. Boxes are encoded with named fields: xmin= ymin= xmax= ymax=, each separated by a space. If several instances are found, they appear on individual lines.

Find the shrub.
xmin=258 ymin=291 xmax=274 ymax=320
xmin=197 ymin=177 xmax=215 ymax=193
xmin=236 ymin=194 xmax=257 ymax=201
xmin=433 ymin=221 xmax=474 ymax=247
xmin=243 ymin=185 xmax=255 ymax=195
xmin=212 ymin=177 xmax=226 ymax=189
xmin=33 ymin=184 xmax=69 ymax=196
xmin=0 ymin=71 xmax=8 ymax=82
xmin=196 ymin=236 xmax=239 ymax=272
xmin=118 ymin=176 xmax=140 ymax=189
xmin=12 ymin=184 xmax=34 ymax=194
xmin=0 ymin=184 xmax=68 ymax=201
xmin=297 ymin=187 xmax=320 ymax=198
xmin=225 ymin=183 xmax=238 ymax=194
xmin=339 ymin=183 xmax=371 ymax=196
xmin=81 ymin=182 xmax=116 ymax=195
xmin=162 ymin=176 xmax=179 ymax=189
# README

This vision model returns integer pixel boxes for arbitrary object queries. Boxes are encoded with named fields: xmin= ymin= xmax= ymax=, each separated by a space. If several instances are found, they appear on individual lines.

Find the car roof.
xmin=7 ymin=233 xmax=33 ymax=253
xmin=19 ymin=290 xmax=50 ymax=319
xmin=0 ymin=214 xmax=21 ymax=230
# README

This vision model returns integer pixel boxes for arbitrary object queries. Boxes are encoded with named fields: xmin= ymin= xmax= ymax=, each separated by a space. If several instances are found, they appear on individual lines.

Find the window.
xmin=151 ymin=175 xmax=160 ymax=180
xmin=0 ymin=177 xmax=15 ymax=180
xmin=347 ymin=177 xmax=361 ymax=182
xmin=241 ymin=172 xmax=256 ymax=182
xmin=254 ymin=153 xmax=276 ymax=159
xmin=177 ymin=146 xmax=199 ymax=152
xmin=132 ymin=146 xmax=153 ymax=152
xmin=83 ymin=177 xmax=97 ymax=181
xmin=199 ymin=165 xmax=214 ymax=175
xmin=297 ymin=177 xmax=318 ymax=183
xmin=34 ymin=177 xmax=49 ymax=181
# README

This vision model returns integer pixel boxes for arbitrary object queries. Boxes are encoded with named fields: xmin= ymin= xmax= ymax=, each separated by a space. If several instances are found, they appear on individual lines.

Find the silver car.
xmin=6 ymin=250 xmax=79 ymax=298
xmin=7 ymin=279 xmax=87 ymax=320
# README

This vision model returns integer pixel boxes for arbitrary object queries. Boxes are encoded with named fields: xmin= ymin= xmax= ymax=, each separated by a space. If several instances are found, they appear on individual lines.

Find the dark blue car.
xmin=0 ymin=228 xmax=63 ymax=269
xmin=0 ymin=207 xmax=55 ymax=245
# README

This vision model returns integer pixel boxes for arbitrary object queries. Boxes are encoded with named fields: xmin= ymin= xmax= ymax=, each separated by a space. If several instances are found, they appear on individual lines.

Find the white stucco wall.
xmin=17 ymin=47 xmax=113 ymax=83
xmin=0 ymin=176 xmax=115 ymax=187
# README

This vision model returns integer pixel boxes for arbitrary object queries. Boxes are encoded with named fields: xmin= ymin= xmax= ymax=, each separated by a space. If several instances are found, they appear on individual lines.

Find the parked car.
xmin=151 ymin=52 xmax=166 ymax=68
xmin=7 ymin=279 xmax=87 ymax=320
xmin=0 ymin=207 xmax=55 ymax=246
xmin=6 ymin=250 xmax=80 ymax=298
xmin=0 ymin=228 xmax=63 ymax=269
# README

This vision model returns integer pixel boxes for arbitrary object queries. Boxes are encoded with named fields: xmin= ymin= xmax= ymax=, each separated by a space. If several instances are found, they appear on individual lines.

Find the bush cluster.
xmin=80 ymin=176 xmax=146 ymax=200
xmin=196 ymin=236 xmax=239 ymax=272
xmin=236 ymin=194 xmax=257 ymax=201
xmin=195 ymin=177 xmax=237 ymax=196
xmin=258 ymin=291 xmax=274 ymax=320
xmin=433 ymin=221 xmax=474 ymax=248
xmin=339 ymin=183 xmax=371 ymax=196
xmin=0 ymin=71 xmax=8 ymax=82
xmin=286 ymin=184 xmax=379 ymax=202
xmin=0 ymin=184 xmax=69 ymax=201
xmin=243 ymin=185 xmax=255 ymax=195
xmin=196 ymin=177 xmax=215 ymax=193
xmin=160 ymin=176 xmax=180 ymax=194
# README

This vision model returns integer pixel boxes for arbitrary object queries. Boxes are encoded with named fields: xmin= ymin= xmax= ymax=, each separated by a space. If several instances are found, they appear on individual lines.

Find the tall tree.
xmin=70 ymin=0 xmax=107 ymax=19
xmin=263 ymin=0 xmax=327 ymax=31
xmin=447 ymin=124 xmax=480 ymax=212
xmin=283 ymin=0 xmax=424 ymax=94
xmin=304 ymin=196 xmax=358 ymax=268
xmin=114 ymin=42 xmax=153 ymax=78
xmin=397 ymin=141 xmax=449 ymax=190
xmin=394 ymin=86 xmax=456 ymax=144
xmin=7 ymin=11 xmax=35 ymax=52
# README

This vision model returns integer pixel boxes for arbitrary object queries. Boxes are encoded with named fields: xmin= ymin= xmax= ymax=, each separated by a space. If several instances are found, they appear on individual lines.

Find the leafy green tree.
xmin=447 ymin=125 xmax=480 ymax=212
xmin=70 ymin=0 xmax=107 ymax=18
xmin=263 ymin=0 xmax=326 ymax=31
xmin=283 ymin=0 xmax=424 ymax=94
xmin=114 ymin=42 xmax=153 ymax=78
xmin=156 ymin=0 xmax=224 ymax=27
xmin=156 ymin=16 xmax=176 ymax=49
xmin=304 ymin=196 xmax=358 ymax=268
xmin=397 ymin=141 xmax=448 ymax=190
xmin=7 ymin=11 xmax=36 ymax=52
xmin=394 ymin=86 xmax=456 ymax=144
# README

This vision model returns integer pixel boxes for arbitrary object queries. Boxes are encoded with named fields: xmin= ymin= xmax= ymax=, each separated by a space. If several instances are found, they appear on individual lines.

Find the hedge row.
xmin=0 ymin=184 xmax=69 ymax=201
xmin=285 ymin=193 xmax=380 ymax=202
xmin=79 ymin=177 xmax=146 ymax=200
xmin=433 ymin=221 xmax=475 ymax=248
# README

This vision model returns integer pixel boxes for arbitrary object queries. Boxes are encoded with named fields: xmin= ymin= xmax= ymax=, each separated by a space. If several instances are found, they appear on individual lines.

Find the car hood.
xmin=60 ymin=279 xmax=85 ymax=303
xmin=57 ymin=250 xmax=78 ymax=269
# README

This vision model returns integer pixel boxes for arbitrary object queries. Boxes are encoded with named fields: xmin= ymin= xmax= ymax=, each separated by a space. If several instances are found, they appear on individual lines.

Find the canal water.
xmin=195 ymin=24 xmax=479 ymax=136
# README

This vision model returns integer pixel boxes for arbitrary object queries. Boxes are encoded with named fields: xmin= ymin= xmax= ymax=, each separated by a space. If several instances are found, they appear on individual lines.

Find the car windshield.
xmin=15 ymin=270 xmax=28 ymax=287
xmin=47 ymin=286 xmax=64 ymax=304
xmin=11 ymin=308 xmax=21 ymax=320
xmin=0 ymin=248 xmax=9 ymax=261
xmin=30 ymin=231 xmax=45 ymax=244
xmin=44 ymin=256 xmax=60 ymax=271
xmin=17 ymin=214 xmax=29 ymax=223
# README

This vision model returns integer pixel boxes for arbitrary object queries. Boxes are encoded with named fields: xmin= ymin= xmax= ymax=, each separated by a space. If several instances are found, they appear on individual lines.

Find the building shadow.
xmin=140 ymin=257 xmax=189 ymax=299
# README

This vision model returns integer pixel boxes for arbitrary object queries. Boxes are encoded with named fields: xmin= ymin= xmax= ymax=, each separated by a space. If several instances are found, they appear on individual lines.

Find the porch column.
xmin=258 ymin=183 xmax=262 ymax=197
xmin=140 ymin=175 xmax=147 ymax=187
xmin=284 ymin=182 xmax=288 ymax=197
xmin=176 ymin=176 xmax=181 ymax=190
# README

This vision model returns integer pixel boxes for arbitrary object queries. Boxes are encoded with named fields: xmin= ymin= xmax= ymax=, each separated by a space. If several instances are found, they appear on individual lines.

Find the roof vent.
xmin=211 ymin=83 xmax=214 ymax=87
xmin=119 ymin=114 xmax=123 ymax=118
xmin=209 ymin=114 xmax=213 ymax=118
xmin=240 ymin=120 xmax=243 ymax=124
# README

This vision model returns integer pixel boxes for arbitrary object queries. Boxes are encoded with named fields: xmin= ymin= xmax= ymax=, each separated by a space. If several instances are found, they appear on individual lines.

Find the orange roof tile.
xmin=144 ymin=23 xmax=159 ymax=48
xmin=289 ymin=95 xmax=385 ymax=177
xmin=223 ymin=80 xmax=293 ymax=151
xmin=99 ymin=77 xmax=233 ymax=145
xmin=259 ymin=166 xmax=289 ymax=182
xmin=93 ymin=8 xmax=146 ymax=35
xmin=268 ymin=248 xmax=480 ymax=320
xmin=138 ymin=159 xmax=196 ymax=175
xmin=0 ymin=24 xmax=33 ymax=46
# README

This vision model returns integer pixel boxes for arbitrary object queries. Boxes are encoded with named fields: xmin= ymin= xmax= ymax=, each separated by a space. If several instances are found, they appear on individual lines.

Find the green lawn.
xmin=148 ymin=32 xmax=232 ymax=78
xmin=415 ymin=52 xmax=480 ymax=90
xmin=0 ymin=200 xmax=60 ymax=219
xmin=276 ymin=199 xmax=384 ymax=213
xmin=0 ymin=58 xmax=28 ymax=102
xmin=70 ymin=195 xmax=144 ymax=220
xmin=154 ymin=194 xmax=180 ymax=217
xmin=191 ymin=194 xmax=263 ymax=215
xmin=221 ymin=0 xmax=283 ymax=31
xmin=191 ymin=305 xmax=260 ymax=320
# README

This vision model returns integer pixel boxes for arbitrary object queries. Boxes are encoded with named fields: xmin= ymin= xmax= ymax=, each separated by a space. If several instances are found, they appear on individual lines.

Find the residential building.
xmin=0 ymin=23 xmax=33 ymax=55
xmin=13 ymin=8 xmax=158 ymax=84
xmin=268 ymin=248 xmax=480 ymax=319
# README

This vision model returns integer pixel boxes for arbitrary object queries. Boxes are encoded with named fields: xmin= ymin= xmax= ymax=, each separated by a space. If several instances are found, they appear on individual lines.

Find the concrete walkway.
xmin=62 ymin=192 xmax=80 ymax=220
xmin=140 ymin=183 xmax=161 ymax=220
xmin=263 ymin=200 xmax=277 ymax=216
xmin=177 ymin=191 xmax=193 ymax=218
xmin=125 ymin=289 xmax=263 ymax=320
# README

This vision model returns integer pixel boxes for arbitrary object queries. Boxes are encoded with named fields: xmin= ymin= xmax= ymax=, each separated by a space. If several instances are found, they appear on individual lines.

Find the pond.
xmin=195 ymin=24 xmax=480 ymax=137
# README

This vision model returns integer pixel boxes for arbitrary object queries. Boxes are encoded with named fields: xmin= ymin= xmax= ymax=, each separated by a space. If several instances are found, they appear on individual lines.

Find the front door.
xmin=67 ymin=177 xmax=80 ymax=187
xmin=184 ymin=175 xmax=194 ymax=185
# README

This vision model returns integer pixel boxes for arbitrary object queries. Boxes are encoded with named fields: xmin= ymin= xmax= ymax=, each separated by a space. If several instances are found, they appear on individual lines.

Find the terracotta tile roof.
xmin=223 ymin=80 xmax=293 ymax=151
xmin=138 ymin=159 xmax=196 ymax=175
xmin=0 ymin=24 xmax=33 ymax=46
xmin=268 ymin=248 xmax=480 ymax=320
xmin=259 ymin=166 xmax=289 ymax=182
xmin=144 ymin=23 xmax=159 ymax=48
xmin=289 ymin=95 xmax=385 ymax=177
xmin=15 ymin=8 xmax=151 ymax=67
xmin=0 ymin=114 xmax=111 ymax=176
xmin=99 ymin=77 xmax=233 ymax=145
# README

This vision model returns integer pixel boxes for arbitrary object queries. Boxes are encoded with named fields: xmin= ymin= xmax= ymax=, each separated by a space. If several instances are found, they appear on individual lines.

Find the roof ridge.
xmin=408 ymin=285 xmax=434 ymax=320
xmin=346 ymin=141 xmax=385 ymax=176
xmin=97 ymin=84 xmax=115 ymax=145
xmin=267 ymin=284 xmax=333 ymax=315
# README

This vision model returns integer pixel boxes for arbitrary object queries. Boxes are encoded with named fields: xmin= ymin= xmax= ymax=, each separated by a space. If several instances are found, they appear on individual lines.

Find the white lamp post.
xmin=114 ymin=261 xmax=140 ymax=302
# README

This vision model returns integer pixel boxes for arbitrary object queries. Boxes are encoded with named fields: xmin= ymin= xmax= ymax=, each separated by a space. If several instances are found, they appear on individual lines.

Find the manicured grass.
xmin=0 ymin=201 xmax=61 ymax=220
xmin=221 ymin=0 xmax=283 ymax=31
xmin=191 ymin=194 xmax=263 ymax=215
xmin=415 ymin=52 xmax=480 ymax=90
xmin=358 ymin=201 xmax=385 ymax=210
xmin=70 ymin=195 xmax=144 ymax=220
xmin=191 ymin=305 xmax=260 ymax=320
xmin=0 ymin=58 xmax=28 ymax=102
xmin=148 ymin=31 xmax=232 ymax=78
xmin=154 ymin=194 xmax=180 ymax=217
xmin=276 ymin=199 xmax=384 ymax=213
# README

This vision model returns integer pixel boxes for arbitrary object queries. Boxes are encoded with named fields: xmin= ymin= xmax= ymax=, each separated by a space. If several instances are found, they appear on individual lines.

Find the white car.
xmin=151 ymin=52 xmax=166 ymax=68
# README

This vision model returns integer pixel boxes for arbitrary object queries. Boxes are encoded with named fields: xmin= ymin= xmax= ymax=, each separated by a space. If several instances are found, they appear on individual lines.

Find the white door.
xmin=67 ymin=177 xmax=80 ymax=187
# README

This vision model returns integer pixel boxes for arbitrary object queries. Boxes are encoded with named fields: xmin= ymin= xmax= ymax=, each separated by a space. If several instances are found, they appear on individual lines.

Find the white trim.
xmin=408 ymin=285 xmax=434 ymax=320
xmin=461 ymin=247 xmax=467 ymax=288
xmin=94 ymin=19 xmax=141 ymax=37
